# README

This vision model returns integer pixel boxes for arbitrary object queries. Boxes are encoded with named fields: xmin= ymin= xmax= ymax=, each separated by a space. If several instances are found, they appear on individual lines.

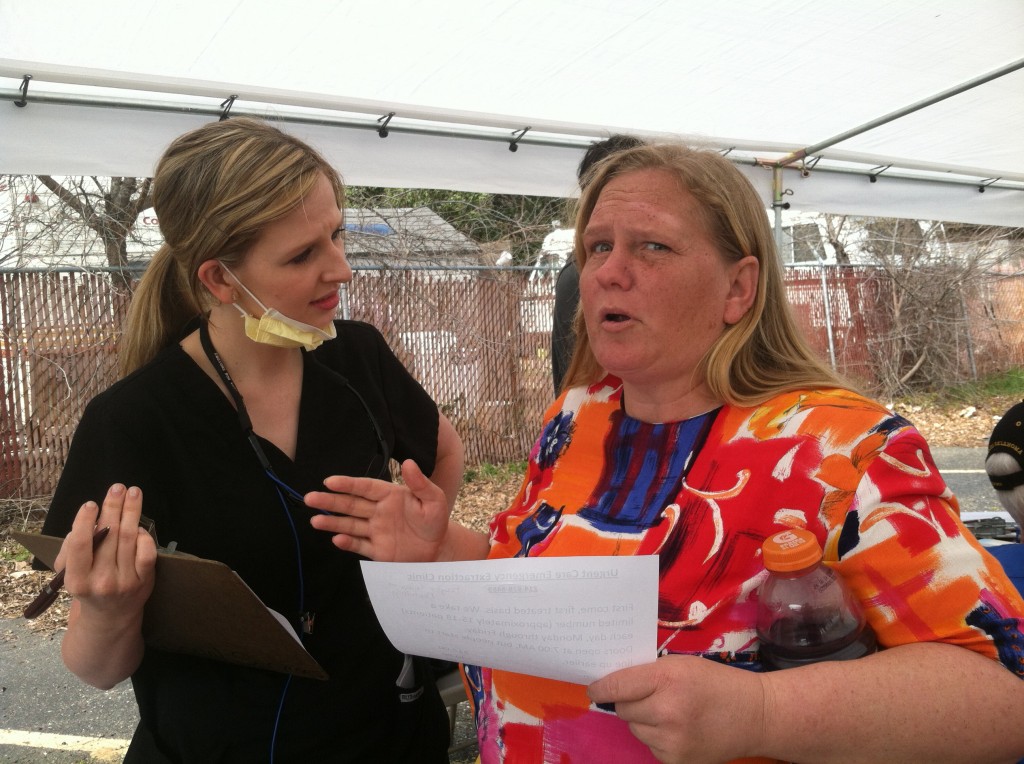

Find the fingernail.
xmin=127 ymin=486 xmax=140 ymax=499
xmin=110 ymin=484 xmax=125 ymax=496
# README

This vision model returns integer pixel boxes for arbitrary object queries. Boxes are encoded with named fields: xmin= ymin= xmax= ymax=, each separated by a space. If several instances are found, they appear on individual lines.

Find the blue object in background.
xmin=989 ymin=544 xmax=1024 ymax=596
xmin=985 ymin=543 xmax=1024 ymax=764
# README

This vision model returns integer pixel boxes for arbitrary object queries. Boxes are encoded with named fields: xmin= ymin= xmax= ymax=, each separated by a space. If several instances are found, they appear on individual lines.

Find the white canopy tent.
xmin=1 ymin=0 xmax=1022 ymax=227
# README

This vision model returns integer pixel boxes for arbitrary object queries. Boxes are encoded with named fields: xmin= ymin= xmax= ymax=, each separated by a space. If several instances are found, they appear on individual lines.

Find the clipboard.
xmin=13 ymin=532 xmax=328 ymax=680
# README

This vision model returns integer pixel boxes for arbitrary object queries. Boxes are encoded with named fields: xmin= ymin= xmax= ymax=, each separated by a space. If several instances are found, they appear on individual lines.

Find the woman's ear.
xmin=196 ymin=260 xmax=235 ymax=305
xmin=723 ymin=255 xmax=759 ymax=326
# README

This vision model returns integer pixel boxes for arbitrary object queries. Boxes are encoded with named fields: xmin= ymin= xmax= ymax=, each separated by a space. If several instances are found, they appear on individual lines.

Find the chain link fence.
xmin=1 ymin=264 xmax=1022 ymax=499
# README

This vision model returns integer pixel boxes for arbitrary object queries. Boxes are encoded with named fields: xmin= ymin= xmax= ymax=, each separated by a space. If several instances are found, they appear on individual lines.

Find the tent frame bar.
xmin=1 ymin=87 xmax=1020 ymax=195
xmin=776 ymin=56 xmax=1024 ymax=168
xmin=768 ymin=56 xmax=1024 ymax=251
xmin=0 ymin=88 xmax=592 ymax=150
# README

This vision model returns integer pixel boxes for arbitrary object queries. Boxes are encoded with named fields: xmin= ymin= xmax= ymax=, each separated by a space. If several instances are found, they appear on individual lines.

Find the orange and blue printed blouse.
xmin=462 ymin=376 xmax=1024 ymax=764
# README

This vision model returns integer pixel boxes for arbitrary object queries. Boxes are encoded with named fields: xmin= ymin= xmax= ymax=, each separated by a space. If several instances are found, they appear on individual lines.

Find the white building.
xmin=1 ymin=177 xmax=483 ymax=271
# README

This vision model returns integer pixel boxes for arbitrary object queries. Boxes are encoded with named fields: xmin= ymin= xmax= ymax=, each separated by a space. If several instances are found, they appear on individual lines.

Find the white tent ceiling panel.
xmin=821 ymin=69 xmax=1024 ymax=177
xmin=1 ymin=0 xmax=1022 ymax=226
xmin=8 ymin=100 xmax=1013 ymax=226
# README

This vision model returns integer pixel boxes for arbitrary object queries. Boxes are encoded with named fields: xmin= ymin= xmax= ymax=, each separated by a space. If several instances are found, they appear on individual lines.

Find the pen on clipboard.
xmin=23 ymin=526 xmax=111 ymax=619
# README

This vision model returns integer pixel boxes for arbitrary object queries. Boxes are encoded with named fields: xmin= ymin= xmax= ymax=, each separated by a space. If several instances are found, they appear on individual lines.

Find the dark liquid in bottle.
xmin=760 ymin=617 xmax=877 ymax=670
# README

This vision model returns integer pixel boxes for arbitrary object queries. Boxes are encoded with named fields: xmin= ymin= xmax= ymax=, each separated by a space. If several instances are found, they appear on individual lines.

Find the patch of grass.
xmin=892 ymin=369 xmax=1024 ymax=410
xmin=1 ymin=545 xmax=32 ymax=563
xmin=969 ymin=368 xmax=1024 ymax=398
xmin=464 ymin=461 xmax=526 ymax=484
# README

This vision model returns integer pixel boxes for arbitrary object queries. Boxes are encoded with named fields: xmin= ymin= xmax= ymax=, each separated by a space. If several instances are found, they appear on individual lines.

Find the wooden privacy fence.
xmin=1 ymin=265 xmax=1023 ymax=499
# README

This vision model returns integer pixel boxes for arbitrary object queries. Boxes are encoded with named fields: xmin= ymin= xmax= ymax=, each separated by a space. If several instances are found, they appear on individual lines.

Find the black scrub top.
xmin=43 ymin=321 xmax=450 ymax=763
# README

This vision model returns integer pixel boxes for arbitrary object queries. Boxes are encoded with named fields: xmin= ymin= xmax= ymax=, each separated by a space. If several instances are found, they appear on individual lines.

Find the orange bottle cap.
xmin=762 ymin=528 xmax=823 ymax=572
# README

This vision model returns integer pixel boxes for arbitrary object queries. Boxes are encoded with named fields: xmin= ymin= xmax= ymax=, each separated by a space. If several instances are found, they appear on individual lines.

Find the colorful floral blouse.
xmin=463 ymin=376 xmax=1024 ymax=764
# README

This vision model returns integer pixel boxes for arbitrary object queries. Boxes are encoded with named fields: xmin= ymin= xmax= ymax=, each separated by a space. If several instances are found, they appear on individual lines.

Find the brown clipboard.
xmin=13 ymin=532 xmax=328 ymax=680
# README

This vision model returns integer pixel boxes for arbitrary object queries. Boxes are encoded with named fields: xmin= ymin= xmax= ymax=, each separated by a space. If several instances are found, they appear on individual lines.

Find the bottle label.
xmin=771 ymin=530 xmax=806 ymax=550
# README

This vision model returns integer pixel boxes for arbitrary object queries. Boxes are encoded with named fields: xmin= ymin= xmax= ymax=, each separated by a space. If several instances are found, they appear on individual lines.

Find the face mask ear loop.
xmin=219 ymin=261 xmax=270 ymax=317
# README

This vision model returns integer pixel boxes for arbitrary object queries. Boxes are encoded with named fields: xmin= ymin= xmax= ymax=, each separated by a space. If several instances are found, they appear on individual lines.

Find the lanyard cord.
xmin=199 ymin=320 xmax=391 ymax=478
xmin=198 ymin=320 xmax=308 ymax=608
xmin=198 ymin=321 xmax=405 ymax=761
xmin=198 ymin=321 xmax=309 ymax=764
xmin=199 ymin=320 xmax=275 ymax=472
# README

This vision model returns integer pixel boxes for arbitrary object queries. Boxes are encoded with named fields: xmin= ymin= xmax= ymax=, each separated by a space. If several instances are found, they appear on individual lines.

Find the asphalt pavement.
xmin=930 ymin=447 xmax=1002 ymax=515
xmin=0 ymin=622 xmax=135 ymax=762
xmin=0 ymin=447 xmax=1002 ymax=762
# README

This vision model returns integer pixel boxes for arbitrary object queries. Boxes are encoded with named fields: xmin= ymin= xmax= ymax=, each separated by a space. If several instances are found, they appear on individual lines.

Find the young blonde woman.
xmin=43 ymin=117 xmax=463 ymax=762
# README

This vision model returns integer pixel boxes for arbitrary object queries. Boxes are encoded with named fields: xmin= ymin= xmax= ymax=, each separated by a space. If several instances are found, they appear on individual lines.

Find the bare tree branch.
xmin=37 ymin=175 xmax=95 ymax=222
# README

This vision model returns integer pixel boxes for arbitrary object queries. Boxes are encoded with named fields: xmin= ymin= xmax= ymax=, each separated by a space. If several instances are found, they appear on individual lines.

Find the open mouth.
xmin=603 ymin=311 xmax=631 ymax=323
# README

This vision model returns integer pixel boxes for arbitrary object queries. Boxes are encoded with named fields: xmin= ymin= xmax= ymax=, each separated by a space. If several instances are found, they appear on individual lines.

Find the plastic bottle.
xmin=756 ymin=528 xmax=877 ymax=670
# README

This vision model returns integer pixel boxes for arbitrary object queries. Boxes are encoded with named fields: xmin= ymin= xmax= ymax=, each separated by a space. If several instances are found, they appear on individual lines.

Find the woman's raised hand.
xmin=58 ymin=484 xmax=157 ymax=689
xmin=306 ymin=459 xmax=452 ymax=562
xmin=58 ymin=483 xmax=157 ymax=618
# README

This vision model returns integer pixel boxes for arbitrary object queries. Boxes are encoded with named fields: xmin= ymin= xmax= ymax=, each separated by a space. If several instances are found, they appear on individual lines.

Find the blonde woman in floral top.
xmin=309 ymin=142 xmax=1024 ymax=764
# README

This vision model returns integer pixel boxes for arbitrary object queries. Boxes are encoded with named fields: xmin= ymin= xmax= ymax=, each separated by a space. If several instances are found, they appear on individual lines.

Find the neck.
xmin=619 ymin=378 xmax=721 ymax=423
xmin=191 ymin=304 xmax=301 ymax=383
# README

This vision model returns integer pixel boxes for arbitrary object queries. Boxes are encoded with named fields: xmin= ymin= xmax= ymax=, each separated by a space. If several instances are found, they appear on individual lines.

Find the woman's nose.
xmin=329 ymin=243 xmax=353 ymax=284
xmin=593 ymin=246 xmax=632 ymax=289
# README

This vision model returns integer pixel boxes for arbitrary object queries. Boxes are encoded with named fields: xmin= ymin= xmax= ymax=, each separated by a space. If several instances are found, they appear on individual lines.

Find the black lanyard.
xmin=199 ymin=320 xmax=278 ymax=473
xmin=199 ymin=321 xmax=323 ymax=647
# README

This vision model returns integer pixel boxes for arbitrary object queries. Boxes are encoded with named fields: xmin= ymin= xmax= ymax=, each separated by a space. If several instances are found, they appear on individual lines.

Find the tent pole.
xmin=762 ymin=57 xmax=1024 ymax=256
xmin=774 ymin=57 xmax=1024 ymax=168
xmin=771 ymin=165 xmax=787 ymax=259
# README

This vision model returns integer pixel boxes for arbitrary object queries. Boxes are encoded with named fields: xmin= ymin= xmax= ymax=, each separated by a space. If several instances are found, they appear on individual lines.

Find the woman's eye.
xmin=290 ymin=249 xmax=312 ymax=264
xmin=589 ymin=242 xmax=612 ymax=254
xmin=643 ymin=241 xmax=669 ymax=251
xmin=331 ymin=226 xmax=346 ymax=242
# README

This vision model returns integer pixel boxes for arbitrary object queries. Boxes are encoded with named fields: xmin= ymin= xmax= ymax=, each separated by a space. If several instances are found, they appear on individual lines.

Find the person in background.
xmin=40 ymin=117 xmax=463 ymax=763
xmin=308 ymin=140 xmax=1024 ymax=763
xmin=986 ymin=399 xmax=1024 ymax=530
xmin=551 ymin=133 xmax=644 ymax=395
xmin=985 ymin=399 xmax=1024 ymax=594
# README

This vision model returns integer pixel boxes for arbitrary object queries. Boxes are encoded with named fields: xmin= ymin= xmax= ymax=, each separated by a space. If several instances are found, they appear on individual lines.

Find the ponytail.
xmin=118 ymin=244 xmax=204 ymax=377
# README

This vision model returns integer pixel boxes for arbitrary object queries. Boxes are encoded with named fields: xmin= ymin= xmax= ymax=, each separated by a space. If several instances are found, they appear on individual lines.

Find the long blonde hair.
xmin=118 ymin=117 xmax=344 ymax=376
xmin=561 ymin=142 xmax=849 ymax=405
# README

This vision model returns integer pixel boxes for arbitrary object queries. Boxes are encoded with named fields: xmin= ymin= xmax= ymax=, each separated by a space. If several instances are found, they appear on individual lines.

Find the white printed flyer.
xmin=361 ymin=555 xmax=658 ymax=685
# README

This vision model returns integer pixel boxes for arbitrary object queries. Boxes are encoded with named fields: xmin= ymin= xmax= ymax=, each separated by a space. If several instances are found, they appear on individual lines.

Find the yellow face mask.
xmin=220 ymin=263 xmax=337 ymax=352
